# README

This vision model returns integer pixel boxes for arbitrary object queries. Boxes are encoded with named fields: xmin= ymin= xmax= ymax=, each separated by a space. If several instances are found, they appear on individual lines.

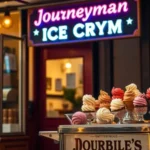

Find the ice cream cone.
xmin=124 ymin=101 xmax=134 ymax=111
xmin=100 ymin=101 xmax=111 ymax=109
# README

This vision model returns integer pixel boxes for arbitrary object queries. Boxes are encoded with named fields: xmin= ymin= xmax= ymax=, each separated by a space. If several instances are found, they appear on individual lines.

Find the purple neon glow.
xmin=34 ymin=1 xmax=128 ymax=26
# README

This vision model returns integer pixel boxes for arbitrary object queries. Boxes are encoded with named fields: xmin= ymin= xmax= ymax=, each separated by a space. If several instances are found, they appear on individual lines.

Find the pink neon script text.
xmin=34 ymin=1 xmax=128 ymax=26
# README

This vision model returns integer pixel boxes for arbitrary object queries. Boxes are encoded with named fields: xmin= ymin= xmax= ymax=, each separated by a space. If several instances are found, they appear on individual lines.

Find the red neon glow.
xmin=34 ymin=1 xmax=128 ymax=26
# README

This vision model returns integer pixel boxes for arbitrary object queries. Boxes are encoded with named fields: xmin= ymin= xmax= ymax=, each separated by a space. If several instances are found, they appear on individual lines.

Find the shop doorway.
xmin=35 ymin=43 xmax=93 ymax=150
xmin=45 ymin=57 xmax=84 ymax=118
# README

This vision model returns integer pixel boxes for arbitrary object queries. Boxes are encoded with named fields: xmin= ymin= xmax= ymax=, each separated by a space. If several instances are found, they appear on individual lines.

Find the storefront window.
xmin=0 ymin=34 xmax=26 ymax=134
xmin=46 ymin=58 xmax=83 ymax=118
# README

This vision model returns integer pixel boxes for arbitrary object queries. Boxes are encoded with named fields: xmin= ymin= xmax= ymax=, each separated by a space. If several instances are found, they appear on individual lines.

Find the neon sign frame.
xmin=28 ymin=0 xmax=140 ymax=46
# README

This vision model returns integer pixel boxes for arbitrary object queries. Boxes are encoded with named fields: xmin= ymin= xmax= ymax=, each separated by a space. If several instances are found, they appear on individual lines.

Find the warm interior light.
xmin=65 ymin=62 xmax=72 ymax=69
xmin=2 ymin=10 xmax=13 ymax=29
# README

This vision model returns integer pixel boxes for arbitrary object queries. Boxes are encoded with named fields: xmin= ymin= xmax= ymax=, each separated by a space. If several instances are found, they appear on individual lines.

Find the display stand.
xmin=40 ymin=123 xmax=150 ymax=150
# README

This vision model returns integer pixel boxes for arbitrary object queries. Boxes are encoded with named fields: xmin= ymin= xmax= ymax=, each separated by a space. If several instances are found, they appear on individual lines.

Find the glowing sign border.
xmin=28 ymin=0 xmax=141 ymax=46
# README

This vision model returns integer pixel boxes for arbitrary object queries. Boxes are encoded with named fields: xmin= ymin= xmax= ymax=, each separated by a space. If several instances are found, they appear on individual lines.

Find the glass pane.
xmin=2 ymin=36 xmax=23 ymax=133
xmin=46 ymin=57 xmax=83 ymax=118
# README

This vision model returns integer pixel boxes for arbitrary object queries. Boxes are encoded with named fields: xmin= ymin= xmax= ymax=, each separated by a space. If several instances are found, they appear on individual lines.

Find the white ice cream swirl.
xmin=81 ymin=105 xmax=95 ymax=111
xmin=81 ymin=94 xmax=95 ymax=111
xmin=110 ymin=98 xmax=125 ymax=111
xmin=96 ymin=108 xmax=114 ymax=124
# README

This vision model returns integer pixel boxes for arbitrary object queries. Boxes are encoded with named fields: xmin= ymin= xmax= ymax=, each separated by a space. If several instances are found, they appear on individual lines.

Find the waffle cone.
xmin=124 ymin=101 xmax=134 ymax=111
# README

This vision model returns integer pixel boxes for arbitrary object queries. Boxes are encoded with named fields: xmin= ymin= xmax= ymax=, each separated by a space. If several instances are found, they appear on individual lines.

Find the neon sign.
xmin=28 ymin=0 xmax=140 ymax=46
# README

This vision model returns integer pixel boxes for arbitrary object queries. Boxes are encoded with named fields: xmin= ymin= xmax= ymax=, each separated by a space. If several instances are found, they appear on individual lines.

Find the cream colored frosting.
xmin=125 ymin=83 xmax=137 ymax=91
xmin=110 ymin=98 xmax=125 ymax=111
xmin=125 ymin=83 xmax=141 ymax=97
xmin=82 ymin=94 xmax=95 ymax=106
xmin=81 ymin=94 xmax=96 ymax=111
xmin=96 ymin=108 xmax=114 ymax=123
xmin=81 ymin=105 xmax=95 ymax=111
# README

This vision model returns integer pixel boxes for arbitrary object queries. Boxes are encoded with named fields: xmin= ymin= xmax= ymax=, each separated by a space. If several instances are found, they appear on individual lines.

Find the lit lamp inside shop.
xmin=61 ymin=61 xmax=72 ymax=72
xmin=65 ymin=62 xmax=72 ymax=69
xmin=2 ymin=10 xmax=13 ymax=29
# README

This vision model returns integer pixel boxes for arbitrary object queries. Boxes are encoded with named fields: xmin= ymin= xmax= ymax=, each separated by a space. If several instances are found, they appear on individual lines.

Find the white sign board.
xmin=64 ymin=134 xmax=149 ymax=150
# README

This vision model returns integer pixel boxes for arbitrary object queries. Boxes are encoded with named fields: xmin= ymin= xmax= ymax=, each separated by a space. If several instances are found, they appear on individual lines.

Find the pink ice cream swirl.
xmin=72 ymin=111 xmax=87 ymax=125
xmin=146 ymin=88 xmax=150 ymax=99
xmin=133 ymin=93 xmax=147 ymax=107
